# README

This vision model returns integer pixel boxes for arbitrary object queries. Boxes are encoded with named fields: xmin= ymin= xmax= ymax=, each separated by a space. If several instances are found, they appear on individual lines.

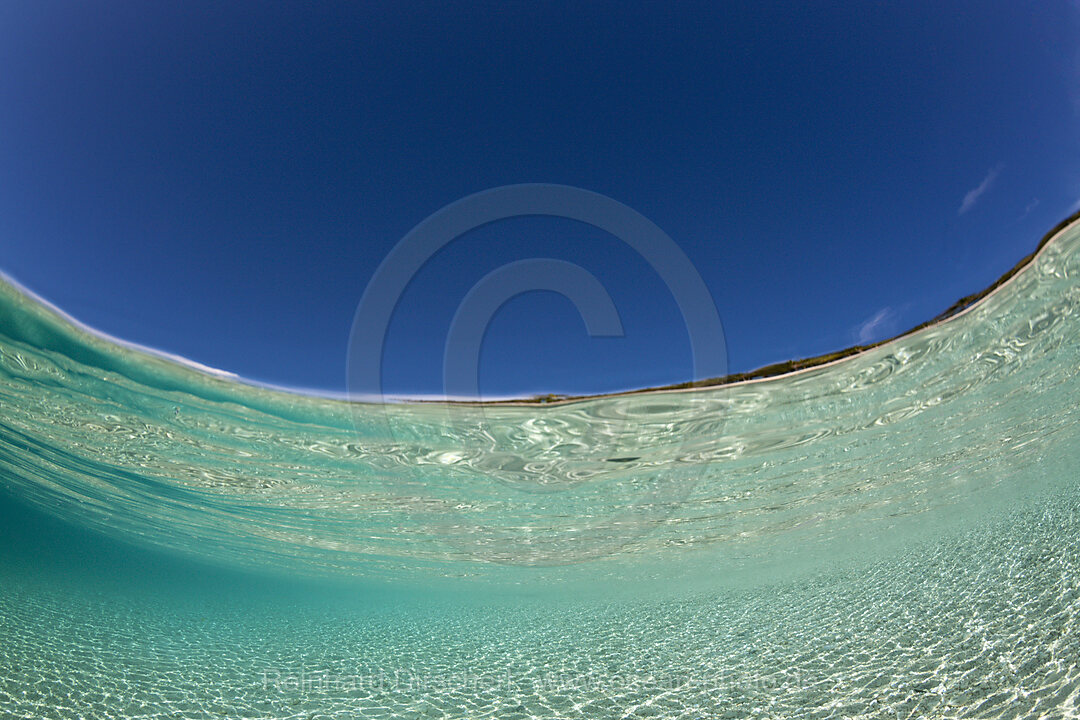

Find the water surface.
xmin=2 ymin=217 xmax=1080 ymax=717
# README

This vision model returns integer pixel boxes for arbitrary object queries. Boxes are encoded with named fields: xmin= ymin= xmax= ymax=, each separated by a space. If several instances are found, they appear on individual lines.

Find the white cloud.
xmin=959 ymin=165 xmax=1003 ymax=216
xmin=856 ymin=307 xmax=894 ymax=345
xmin=1017 ymin=198 xmax=1040 ymax=222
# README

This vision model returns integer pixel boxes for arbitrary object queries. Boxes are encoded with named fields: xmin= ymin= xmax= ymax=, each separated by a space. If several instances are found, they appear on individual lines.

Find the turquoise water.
xmin=1 ymin=217 xmax=1080 ymax=717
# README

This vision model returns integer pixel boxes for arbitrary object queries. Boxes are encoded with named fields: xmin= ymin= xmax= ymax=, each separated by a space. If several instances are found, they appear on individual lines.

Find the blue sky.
xmin=1 ymin=1 xmax=1079 ymax=398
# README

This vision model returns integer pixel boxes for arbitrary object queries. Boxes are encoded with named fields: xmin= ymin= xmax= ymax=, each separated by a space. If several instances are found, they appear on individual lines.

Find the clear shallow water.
xmin=2 ymin=484 xmax=1079 ymax=719
xmin=1 ymin=218 xmax=1080 ymax=717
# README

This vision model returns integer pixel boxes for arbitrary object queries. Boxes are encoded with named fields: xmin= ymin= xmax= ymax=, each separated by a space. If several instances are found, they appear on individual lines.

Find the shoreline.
xmin=452 ymin=209 xmax=1080 ymax=406
xmin=3 ymin=210 xmax=1078 ymax=408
